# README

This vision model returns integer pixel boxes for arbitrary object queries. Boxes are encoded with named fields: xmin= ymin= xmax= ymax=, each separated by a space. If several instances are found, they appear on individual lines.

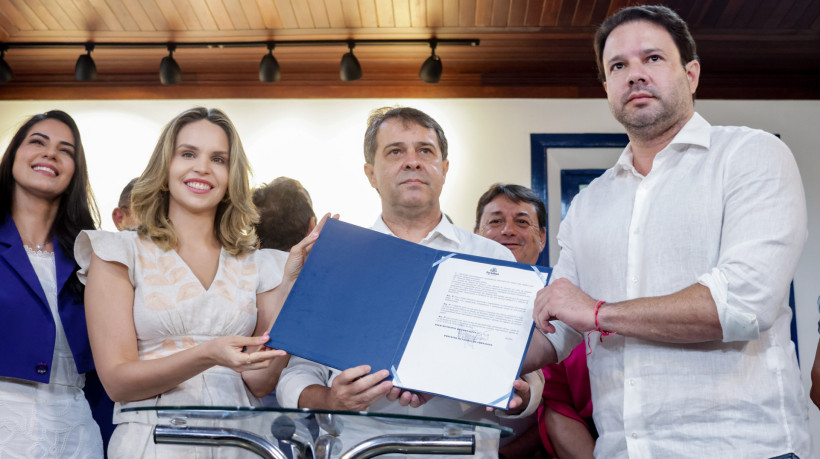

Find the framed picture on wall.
xmin=560 ymin=168 xmax=606 ymax=219
xmin=530 ymin=133 xmax=628 ymax=267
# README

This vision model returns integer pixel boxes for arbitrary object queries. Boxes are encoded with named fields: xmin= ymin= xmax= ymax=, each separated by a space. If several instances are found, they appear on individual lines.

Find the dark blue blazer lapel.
xmin=53 ymin=234 xmax=74 ymax=295
xmin=53 ymin=232 xmax=94 ymax=376
xmin=0 ymin=215 xmax=48 ymax=309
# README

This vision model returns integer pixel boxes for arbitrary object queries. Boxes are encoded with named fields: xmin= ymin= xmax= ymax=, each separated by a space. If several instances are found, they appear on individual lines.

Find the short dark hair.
xmin=594 ymin=5 xmax=698 ymax=82
xmin=118 ymin=177 xmax=138 ymax=211
xmin=475 ymin=183 xmax=546 ymax=231
xmin=363 ymin=106 xmax=448 ymax=164
xmin=252 ymin=177 xmax=316 ymax=251
xmin=0 ymin=110 xmax=100 ymax=295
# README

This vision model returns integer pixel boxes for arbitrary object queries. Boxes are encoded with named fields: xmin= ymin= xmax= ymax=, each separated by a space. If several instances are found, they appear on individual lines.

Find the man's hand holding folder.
xmin=267 ymin=219 xmax=550 ymax=410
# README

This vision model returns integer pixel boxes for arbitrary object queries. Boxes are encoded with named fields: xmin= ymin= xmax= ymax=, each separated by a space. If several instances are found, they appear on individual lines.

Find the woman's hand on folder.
xmin=283 ymin=213 xmax=339 ymax=283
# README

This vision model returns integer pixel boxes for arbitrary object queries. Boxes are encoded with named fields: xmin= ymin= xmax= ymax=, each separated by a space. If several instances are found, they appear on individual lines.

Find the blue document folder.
xmin=266 ymin=218 xmax=550 ymax=408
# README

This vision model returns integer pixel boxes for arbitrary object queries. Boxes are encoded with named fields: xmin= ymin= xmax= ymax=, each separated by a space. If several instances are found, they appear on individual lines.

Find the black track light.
xmin=159 ymin=45 xmax=181 ymax=86
xmin=0 ymin=48 xmax=12 ymax=84
xmin=74 ymin=44 xmax=97 ymax=81
xmin=0 ymin=38 xmax=479 ymax=85
xmin=419 ymin=41 xmax=442 ymax=84
xmin=259 ymin=43 xmax=281 ymax=82
xmin=340 ymin=42 xmax=362 ymax=82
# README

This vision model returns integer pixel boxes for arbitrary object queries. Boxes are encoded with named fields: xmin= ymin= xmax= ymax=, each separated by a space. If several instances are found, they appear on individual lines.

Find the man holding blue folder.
xmin=277 ymin=106 xmax=543 ymax=457
xmin=525 ymin=5 xmax=811 ymax=457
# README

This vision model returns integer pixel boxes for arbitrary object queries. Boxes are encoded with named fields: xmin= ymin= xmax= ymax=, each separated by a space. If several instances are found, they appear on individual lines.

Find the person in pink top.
xmin=538 ymin=343 xmax=595 ymax=458
xmin=475 ymin=183 xmax=595 ymax=458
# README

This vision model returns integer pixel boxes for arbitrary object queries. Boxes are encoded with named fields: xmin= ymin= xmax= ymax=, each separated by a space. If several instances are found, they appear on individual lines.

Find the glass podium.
xmin=122 ymin=405 xmax=513 ymax=459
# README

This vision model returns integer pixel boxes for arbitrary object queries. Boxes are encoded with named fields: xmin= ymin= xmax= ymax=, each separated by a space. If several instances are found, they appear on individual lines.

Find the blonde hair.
xmin=131 ymin=107 xmax=259 ymax=255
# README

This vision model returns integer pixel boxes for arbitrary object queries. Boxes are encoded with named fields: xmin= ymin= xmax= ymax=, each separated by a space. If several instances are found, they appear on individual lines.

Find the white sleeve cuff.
xmin=698 ymin=267 xmax=759 ymax=342
xmin=276 ymin=356 xmax=330 ymax=408
xmin=495 ymin=370 xmax=544 ymax=419
xmin=546 ymin=321 xmax=584 ymax=363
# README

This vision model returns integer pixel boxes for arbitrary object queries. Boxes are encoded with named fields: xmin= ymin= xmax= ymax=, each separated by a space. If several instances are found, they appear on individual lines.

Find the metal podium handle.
xmin=339 ymin=434 xmax=475 ymax=459
xmin=316 ymin=412 xmax=344 ymax=436
xmin=154 ymin=425 xmax=288 ymax=459
xmin=270 ymin=415 xmax=315 ymax=459
xmin=315 ymin=434 xmax=342 ymax=459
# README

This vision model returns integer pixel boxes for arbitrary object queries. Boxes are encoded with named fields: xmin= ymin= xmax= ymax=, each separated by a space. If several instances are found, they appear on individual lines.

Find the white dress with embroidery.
xmin=0 ymin=247 xmax=103 ymax=458
xmin=75 ymin=230 xmax=287 ymax=458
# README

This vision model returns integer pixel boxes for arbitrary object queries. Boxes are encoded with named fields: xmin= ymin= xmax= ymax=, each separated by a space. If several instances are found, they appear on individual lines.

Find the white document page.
xmin=394 ymin=257 xmax=545 ymax=408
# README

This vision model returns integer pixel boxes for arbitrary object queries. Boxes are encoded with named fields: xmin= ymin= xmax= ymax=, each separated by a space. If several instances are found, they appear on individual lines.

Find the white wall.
xmin=1 ymin=98 xmax=818 ymax=448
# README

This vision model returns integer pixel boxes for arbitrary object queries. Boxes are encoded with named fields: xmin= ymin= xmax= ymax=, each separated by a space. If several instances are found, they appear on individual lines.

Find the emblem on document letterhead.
xmin=486 ymin=267 xmax=499 ymax=276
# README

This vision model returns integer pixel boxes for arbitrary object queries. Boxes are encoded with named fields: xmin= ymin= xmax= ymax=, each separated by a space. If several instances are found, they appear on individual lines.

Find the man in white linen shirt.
xmin=523 ymin=5 xmax=812 ymax=458
xmin=277 ymin=106 xmax=544 ymax=457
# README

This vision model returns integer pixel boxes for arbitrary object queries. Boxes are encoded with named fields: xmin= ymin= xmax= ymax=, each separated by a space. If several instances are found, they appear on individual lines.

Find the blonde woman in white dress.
xmin=77 ymin=107 xmax=320 ymax=458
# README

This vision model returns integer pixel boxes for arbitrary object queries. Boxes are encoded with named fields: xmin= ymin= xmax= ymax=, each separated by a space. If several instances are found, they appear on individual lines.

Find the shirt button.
xmin=631 ymin=276 xmax=638 ymax=283
xmin=629 ymin=379 xmax=636 ymax=386
xmin=35 ymin=362 xmax=49 ymax=375
xmin=632 ymin=433 xmax=638 ymax=439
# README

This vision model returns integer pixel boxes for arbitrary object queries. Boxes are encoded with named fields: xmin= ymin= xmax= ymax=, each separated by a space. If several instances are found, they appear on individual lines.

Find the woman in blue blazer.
xmin=0 ymin=110 xmax=103 ymax=457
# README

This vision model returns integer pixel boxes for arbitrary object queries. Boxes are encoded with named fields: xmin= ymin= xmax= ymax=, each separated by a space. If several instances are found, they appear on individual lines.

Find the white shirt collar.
xmin=372 ymin=212 xmax=461 ymax=246
xmin=615 ymin=112 xmax=711 ymax=174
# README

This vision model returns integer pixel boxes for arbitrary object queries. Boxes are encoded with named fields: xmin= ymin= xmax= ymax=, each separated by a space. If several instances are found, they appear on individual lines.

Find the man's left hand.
xmin=386 ymin=388 xmax=433 ymax=408
xmin=483 ymin=377 xmax=531 ymax=414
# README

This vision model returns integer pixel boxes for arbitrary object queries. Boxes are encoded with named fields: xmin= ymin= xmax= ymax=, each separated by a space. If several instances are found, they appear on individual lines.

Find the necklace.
xmin=23 ymin=237 xmax=50 ymax=252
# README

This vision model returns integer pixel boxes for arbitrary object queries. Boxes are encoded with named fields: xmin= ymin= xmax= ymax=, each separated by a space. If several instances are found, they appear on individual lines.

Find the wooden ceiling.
xmin=1 ymin=0 xmax=819 ymax=100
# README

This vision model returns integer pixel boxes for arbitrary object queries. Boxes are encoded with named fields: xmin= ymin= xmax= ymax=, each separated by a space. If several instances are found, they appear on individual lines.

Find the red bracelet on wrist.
xmin=586 ymin=300 xmax=617 ymax=354
xmin=594 ymin=300 xmax=615 ymax=341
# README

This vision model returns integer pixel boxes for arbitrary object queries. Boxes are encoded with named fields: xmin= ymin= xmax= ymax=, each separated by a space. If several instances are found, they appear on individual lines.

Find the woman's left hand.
xmin=283 ymin=213 xmax=339 ymax=283
xmin=206 ymin=334 xmax=285 ymax=372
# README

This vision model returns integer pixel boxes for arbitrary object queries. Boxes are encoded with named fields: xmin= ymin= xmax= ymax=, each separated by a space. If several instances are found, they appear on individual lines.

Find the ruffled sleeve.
xmin=255 ymin=248 xmax=288 ymax=294
xmin=74 ymin=230 xmax=138 ymax=286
